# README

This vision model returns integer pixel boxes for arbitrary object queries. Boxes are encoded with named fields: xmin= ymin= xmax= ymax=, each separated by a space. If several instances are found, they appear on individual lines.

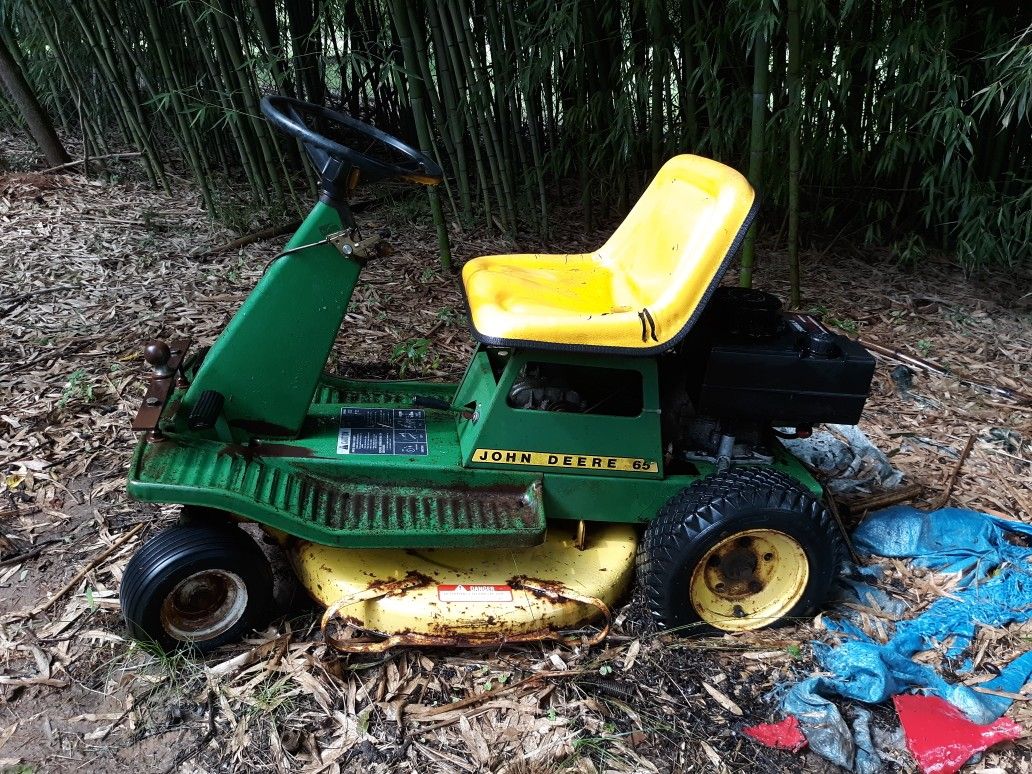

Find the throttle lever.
xmin=328 ymin=230 xmax=392 ymax=263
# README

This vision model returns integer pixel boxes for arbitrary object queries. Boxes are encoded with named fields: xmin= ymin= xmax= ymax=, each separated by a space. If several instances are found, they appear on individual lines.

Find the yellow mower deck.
xmin=290 ymin=522 xmax=637 ymax=650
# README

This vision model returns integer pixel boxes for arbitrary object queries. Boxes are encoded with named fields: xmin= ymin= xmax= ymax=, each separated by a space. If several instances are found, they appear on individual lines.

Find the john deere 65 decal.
xmin=471 ymin=448 xmax=658 ymax=473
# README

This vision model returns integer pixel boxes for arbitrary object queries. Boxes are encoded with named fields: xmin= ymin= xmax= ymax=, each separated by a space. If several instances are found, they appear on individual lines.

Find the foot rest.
xmin=130 ymin=436 xmax=546 ymax=548
xmin=313 ymin=479 xmax=547 ymax=548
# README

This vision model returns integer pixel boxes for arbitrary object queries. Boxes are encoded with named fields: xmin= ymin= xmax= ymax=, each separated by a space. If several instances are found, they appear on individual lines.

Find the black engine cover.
xmin=697 ymin=312 xmax=875 ymax=426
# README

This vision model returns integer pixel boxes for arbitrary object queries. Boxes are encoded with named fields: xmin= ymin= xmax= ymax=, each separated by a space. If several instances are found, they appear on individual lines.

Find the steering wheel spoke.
xmin=260 ymin=96 xmax=443 ymax=189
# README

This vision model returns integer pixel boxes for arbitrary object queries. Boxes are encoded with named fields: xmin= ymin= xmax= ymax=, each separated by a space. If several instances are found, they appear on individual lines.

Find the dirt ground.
xmin=1 ymin=158 xmax=1031 ymax=774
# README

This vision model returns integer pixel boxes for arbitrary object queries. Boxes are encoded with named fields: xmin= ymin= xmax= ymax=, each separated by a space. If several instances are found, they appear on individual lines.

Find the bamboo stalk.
xmin=435 ymin=0 xmax=494 ymax=228
xmin=404 ymin=1 xmax=459 ymax=220
xmin=449 ymin=0 xmax=515 ymax=233
xmin=740 ymin=19 xmax=770 ymax=288
xmin=786 ymin=0 xmax=802 ymax=307
xmin=647 ymin=0 xmax=666 ymax=174
xmin=249 ymin=0 xmax=296 ymax=97
xmin=141 ymin=0 xmax=215 ymax=211
xmin=35 ymin=2 xmax=109 ymax=156
xmin=206 ymin=4 xmax=268 ymax=193
xmin=68 ymin=2 xmax=168 ymax=189
xmin=232 ymin=8 xmax=305 ymax=204
xmin=212 ymin=0 xmax=285 ymax=198
xmin=389 ymin=0 xmax=453 ymax=268
xmin=51 ymin=0 xmax=126 ymax=154
xmin=503 ymin=2 xmax=548 ymax=234
xmin=427 ymin=1 xmax=472 ymax=220
xmin=486 ymin=1 xmax=536 ymax=229
xmin=182 ymin=1 xmax=267 ymax=201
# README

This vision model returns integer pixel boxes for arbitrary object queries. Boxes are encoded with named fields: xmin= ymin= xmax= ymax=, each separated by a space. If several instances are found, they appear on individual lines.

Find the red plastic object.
xmin=894 ymin=694 xmax=1024 ymax=774
xmin=743 ymin=716 xmax=808 ymax=752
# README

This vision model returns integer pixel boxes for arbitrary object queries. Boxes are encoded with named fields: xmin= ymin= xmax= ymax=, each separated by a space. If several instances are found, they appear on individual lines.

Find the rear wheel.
xmin=637 ymin=467 xmax=845 ymax=633
xmin=120 ymin=523 xmax=273 ymax=652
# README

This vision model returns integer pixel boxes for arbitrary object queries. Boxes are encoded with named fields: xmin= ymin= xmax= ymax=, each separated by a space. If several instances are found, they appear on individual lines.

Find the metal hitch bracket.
xmin=131 ymin=338 xmax=192 ymax=433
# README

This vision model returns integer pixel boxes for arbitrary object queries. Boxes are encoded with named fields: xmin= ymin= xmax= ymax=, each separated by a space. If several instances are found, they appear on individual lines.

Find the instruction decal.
xmin=337 ymin=407 xmax=428 ymax=455
xmin=438 ymin=584 xmax=513 ymax=603
xmin=471 ymin=448 xmax=657 ymax=473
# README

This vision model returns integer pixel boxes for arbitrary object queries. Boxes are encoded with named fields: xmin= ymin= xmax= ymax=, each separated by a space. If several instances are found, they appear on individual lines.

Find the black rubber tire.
xmin=120 ymin=523 xmax=273 ymax=653
xmin=637 ymin=467 xmax=846 ymax=634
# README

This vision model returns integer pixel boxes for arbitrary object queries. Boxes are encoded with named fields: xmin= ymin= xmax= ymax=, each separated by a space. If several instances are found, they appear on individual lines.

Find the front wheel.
xmin=637 ymin=467 xmax=845 ymax=633
xmin=120 ymin=523 xmax=273 ymax=652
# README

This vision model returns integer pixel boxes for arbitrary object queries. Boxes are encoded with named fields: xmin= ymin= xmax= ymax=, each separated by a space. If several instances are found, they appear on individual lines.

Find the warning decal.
xmin=337 ymin=407 xmax=428 ymax=455
xmin=438 ymin=584 xmax=514 ymax=603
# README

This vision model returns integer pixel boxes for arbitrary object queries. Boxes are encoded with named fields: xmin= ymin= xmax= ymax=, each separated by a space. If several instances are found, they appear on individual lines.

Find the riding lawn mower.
xmin=119 ymin=96 xmax=875 ymax=653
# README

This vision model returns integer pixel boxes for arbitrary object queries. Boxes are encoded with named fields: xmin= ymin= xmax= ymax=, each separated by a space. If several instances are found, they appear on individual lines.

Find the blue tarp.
xmin=781 ymin=506 xmax=1032 ymax=772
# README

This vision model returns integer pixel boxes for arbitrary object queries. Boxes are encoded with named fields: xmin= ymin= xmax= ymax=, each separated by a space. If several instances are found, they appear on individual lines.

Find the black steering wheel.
xmin=260 ymin=95 xmax=443 ymax=187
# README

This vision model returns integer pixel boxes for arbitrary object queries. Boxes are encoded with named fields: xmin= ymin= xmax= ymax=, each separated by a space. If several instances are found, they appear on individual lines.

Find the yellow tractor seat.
xmin=461 ymin=154 xmax=757 ymax=352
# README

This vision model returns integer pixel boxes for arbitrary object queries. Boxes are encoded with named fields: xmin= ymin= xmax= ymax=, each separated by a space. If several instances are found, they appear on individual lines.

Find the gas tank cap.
xmin=807 ymin=331 xmax=840 ymax=358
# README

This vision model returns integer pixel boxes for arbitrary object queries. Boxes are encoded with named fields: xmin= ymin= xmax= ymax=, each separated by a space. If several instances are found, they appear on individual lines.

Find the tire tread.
xmin=636 ymin=467 xmax=846 ymax=631
xmin=120 ymin=523 xmax=272 ymax=651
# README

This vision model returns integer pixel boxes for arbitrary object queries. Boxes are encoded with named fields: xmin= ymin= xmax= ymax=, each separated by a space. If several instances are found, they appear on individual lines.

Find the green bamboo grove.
xmin=1 ymin=0 xmax=1029 ymax=278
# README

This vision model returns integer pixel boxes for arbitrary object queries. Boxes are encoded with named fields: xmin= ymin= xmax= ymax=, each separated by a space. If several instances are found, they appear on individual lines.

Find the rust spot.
xmin=285 ymin=468 xmax=543 ymax=543
xmin=507 ymin=575 xmax=573 ymax=605
xmin=325 ymin=624 xmax=570 ymax=652
xmin=229 ymin=418 xmax=296 ymax=437
xmin=218 ymin=442 xmax=314 ymax=461
xmin=365 ymin=570 xmax=434 ymax=595
xmin=321 ymin=574 xmax=613 ymax=653
xmin=300 ymin=414 xmax=344 ymax=432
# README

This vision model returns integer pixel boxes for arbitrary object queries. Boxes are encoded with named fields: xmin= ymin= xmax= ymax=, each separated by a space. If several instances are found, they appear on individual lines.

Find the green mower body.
xmin=127 ymin=199 xmax=822 ymax=550
xmin=121 ymin=96 xmax=875 ymax=651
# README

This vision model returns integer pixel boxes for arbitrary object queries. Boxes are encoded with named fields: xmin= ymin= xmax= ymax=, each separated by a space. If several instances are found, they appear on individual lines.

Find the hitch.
xmin=131 ymin=338 xmax=192 ymax=434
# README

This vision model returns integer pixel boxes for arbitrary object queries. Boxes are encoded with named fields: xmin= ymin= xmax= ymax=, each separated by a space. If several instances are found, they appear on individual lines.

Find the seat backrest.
xmin=599 ymin=155 xmax=756 ymax=313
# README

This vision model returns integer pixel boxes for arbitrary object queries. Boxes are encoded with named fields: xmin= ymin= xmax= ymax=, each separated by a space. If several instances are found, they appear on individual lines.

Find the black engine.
xmin=504 ymin=286 xmax=875 ymax=463
xmin=661 ymin=287 xmax=874 ymax=461
xmin=691 ymin=288 xmax=875 ymax=427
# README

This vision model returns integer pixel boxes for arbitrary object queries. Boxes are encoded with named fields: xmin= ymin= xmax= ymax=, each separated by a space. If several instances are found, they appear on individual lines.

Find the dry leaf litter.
xmin=1 ymin=138 xmax=1031 ymax=773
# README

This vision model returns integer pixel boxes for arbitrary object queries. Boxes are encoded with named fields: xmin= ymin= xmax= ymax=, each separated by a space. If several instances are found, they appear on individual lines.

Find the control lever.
xmin=412 ymin=396 xmax=476 ymax=420
xmin=329 ymin=229 xmax=393 ymax=262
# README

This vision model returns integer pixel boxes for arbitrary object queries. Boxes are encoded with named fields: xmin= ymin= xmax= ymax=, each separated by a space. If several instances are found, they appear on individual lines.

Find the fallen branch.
xmin=0 ymin=676 xmax=69 ymax=688
xmin=859 ymin=338 xmax=1032 ymax=406
xmin=409 ymin=669 xmax=584 ymax=721
xmin=928 ymin=434 xmax=976 ymax=511
xmin=972 ymin=685 xmax=1032 ymax=702
xmin=205 ymin=633 xmax=292 ymax=679
xmin=0 ymin=285 xmax=79 ymax=318
xmin=847 ymin=483 xmax=925 ymax=514
xmin=825 ymin=495 xmax=862 ymax=564
xmin=0 ymin=537 xmax=62 ymax=568
xmin=0 ymin=506 xmax=34 ymax=520
xmin=41 ymin=151 xmax=143 ymax=173
xmin=196 ymin=220 xmax=302 ymax=259
xmin=22 ymin=523 xmax=144 ymax=619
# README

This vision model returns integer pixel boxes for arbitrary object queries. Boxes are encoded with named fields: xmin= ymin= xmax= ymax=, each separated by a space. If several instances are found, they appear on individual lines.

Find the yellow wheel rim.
xmin=690 ymin=529 xmax=809 ymax=632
